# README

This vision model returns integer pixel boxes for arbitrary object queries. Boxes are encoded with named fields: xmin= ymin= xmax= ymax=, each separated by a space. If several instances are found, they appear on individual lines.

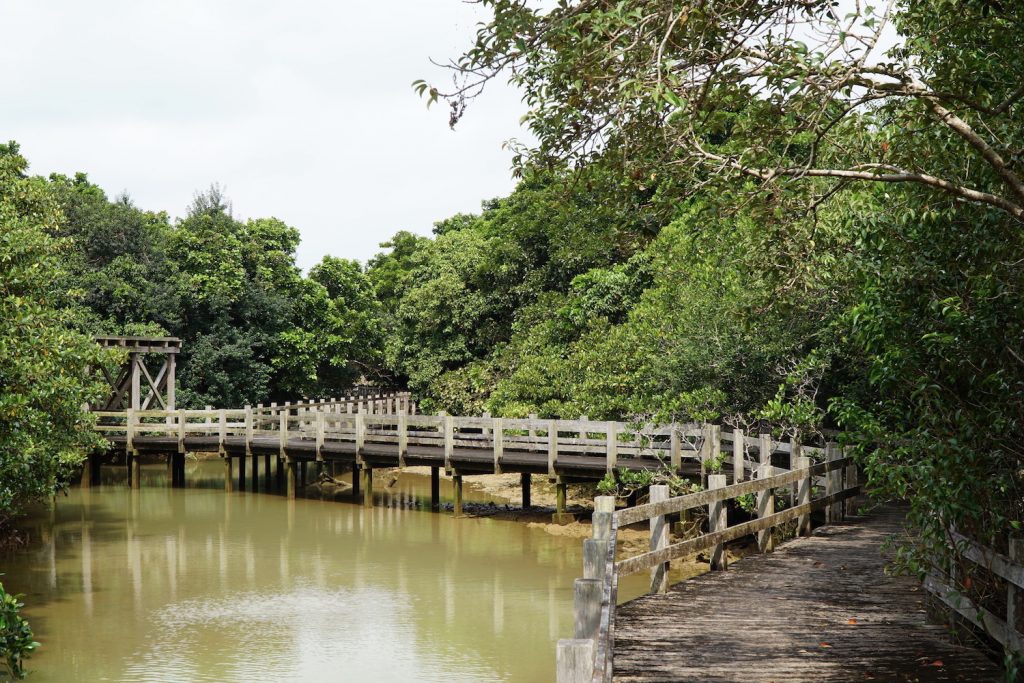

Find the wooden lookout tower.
xmin=94 ymin=336 xmax=181 ymax=411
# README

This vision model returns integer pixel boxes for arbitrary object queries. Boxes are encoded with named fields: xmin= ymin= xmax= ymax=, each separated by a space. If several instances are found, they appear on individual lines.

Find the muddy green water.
xmin=3 ymin=461 xmax=610 ymax=682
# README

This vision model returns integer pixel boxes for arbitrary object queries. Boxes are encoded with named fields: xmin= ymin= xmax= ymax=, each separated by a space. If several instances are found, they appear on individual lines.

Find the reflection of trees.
xmin=9 ymin=462 xmax=586 ymax=682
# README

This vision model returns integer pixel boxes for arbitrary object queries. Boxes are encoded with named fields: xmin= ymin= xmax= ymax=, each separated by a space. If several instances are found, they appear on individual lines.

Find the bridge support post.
xmin=361 ymin=466 xmax=373 ymax=507
xmin=129 ymin=454 xmax=141 ymax=489
xmin=553 ymin=477 xmax=574 ymax=525
xmin=224 ymin=456 xmax=233 ymax=493
xmin=299 ymin=461 xmax=307 ymax=491
xmin=286 ymin=459 xmax=296 ymax=499
xmin=251 ymin=451 xmax=260 ymax=493
xmin=709 ymin=474 xmax=728 ymax=570
xmin=264 ymin=453 xmax=272 ymax=492
xmin=452 ymin=472 xmax=463 ymax=517
xmin=238 ymin=452 xmax=247 ymax=492
xmin=276 ymin=455 xmax=284 ymax=493
xmin=81 ymin=453 xmax=101 ymax=488
xmin=430 ymin=467 xmax=440 ymax=511
xmin=521 ymin=472 xmax=531 ymax=509
xmin=166 ymin=452 xmax=175 ymax=487
xmin=351 ymin=465 xmax=361 ymax=501
xmin=175 ymin=452 xmax=186 ymax=487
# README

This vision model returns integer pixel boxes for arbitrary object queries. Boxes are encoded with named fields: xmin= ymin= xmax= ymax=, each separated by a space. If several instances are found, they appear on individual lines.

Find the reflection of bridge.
xmin=91 ymin=401 xmax=836 ymax=521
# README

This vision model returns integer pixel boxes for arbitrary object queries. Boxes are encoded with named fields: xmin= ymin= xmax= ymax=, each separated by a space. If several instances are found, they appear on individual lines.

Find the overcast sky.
xmin=1 ymin=1 xmax=525 ymax=269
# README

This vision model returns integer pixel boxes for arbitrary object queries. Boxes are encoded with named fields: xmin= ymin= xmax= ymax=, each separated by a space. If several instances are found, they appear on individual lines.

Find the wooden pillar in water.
xmin=351 ymin=464 xmax=361 ymax=501
xmin=430 ymin=466 xmax=440 ymax=511
xmin=250 ymin=450 xmax=260 ymax=493
xmin=361 ymin=466 xmax=373 ymax=507
xmin=521 ymin=472 xmax=531 ymax=509
xmin=286 ymin=459 xmax=297 ymax=499
xmin=264 ymin=453 xmax=272 ymax=491
xmin=299 ymin=461 xmax=307 ymax=491
xmin=82 ymin=453 xmax=101 ymax=488
xmin=276 ymin=455 xmax=284 ymax=493
xmin=237 ymin=451 xmax=247 ymax=492
xmin=552 ymin=477 xmax=574 ymax=524
xmin=223 ymin=456 xmax=233 ymax=492
xmin=166 ymin=452 xmax=175 ymax=487
xmin=452 ymin=472 xmax=463 ymax=517
xmin=129 ymin=454 xmax=141 ymax=489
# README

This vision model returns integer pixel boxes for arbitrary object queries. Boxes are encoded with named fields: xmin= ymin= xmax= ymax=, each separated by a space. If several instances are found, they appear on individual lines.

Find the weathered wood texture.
xmin=613 ymin=505 xmax=1002 ymax=682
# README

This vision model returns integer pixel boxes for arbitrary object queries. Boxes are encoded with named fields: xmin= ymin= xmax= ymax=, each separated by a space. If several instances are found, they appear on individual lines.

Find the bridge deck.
xmin=613 ymin=505 xmax=1001 ymax=682
xmin=107 ymin=435 xmax=704 ymax=480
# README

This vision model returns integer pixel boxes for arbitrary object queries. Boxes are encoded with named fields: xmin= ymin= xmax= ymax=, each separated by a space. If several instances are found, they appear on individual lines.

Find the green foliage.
xmin=0 ymin=580 xmax=37 ymax=679
xmin=428 ymin=0 xmax=1024 ymax=586
xmin=0 ymin=142 xmax=109 ymax=524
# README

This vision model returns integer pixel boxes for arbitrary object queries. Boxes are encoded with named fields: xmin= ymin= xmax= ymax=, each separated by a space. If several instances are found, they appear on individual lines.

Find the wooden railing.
xmin=556 ymin=452 xmax=860 ymax=683
xmin=92 ymin=407 xmax=835 ymax=480
xmin=924 ymin=533 xmax=1023 ymax=657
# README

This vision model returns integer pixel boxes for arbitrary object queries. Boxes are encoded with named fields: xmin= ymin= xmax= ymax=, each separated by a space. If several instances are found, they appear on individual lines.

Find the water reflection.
xmin=3 ymin=461 xmax=593 ymax=682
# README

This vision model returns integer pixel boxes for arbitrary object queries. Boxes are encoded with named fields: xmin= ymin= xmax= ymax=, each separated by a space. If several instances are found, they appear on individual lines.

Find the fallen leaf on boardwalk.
xmin=927 ymin=660 xmax=944 ymax=667
xmin=847 ymin=618 xmax=858 ymax=625
xmin=819 ymin=642 xmax=832 ymax=648
xmin=863 ymin=672 xmax=876 ymax=680
xmin=813 ymin=561 xmax=825 ymax=567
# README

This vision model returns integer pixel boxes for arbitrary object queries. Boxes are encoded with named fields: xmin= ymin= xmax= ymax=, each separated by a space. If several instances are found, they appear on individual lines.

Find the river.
xmin=3 ymin=459 xmax=630 ymax=682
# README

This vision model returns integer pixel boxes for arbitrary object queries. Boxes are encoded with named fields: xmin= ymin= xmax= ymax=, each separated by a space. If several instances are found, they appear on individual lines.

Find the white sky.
xmin=1 ymin=1 xmax=525 ymax=269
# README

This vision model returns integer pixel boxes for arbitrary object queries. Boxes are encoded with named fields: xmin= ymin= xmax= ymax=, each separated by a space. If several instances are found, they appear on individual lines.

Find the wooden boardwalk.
xmin=612 ymin=505 xmax=1001 ymax=682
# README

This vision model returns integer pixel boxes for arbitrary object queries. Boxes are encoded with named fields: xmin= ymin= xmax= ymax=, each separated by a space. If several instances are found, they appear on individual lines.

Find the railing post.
xmin=443 ymin=413 xmax=453 ymax=475
xmin=709 ymin=474 xmax=728 ymax=570
xmin=126 ymin=408 xmax=136 ymax=453
xmin=757 ymin=434 xmax=775 ymax=553
xmin=279 ymin=410 xmax=287 ymax=459
xmin=574 ymin=577 xmax=603 ymax=640
xmin=177 ymin=409 xmax=186 ymax=453
xmin=605 ymin=422 xmax=618 ymax=473
xmin=492 ymin=417 xmax=503 ymax=474
xmin=796 ymin=455 xmax=812 ymax=536
xmin=825 ymin=442 xmax=839 ymax=523
xmin=218 ymin=409 xmax=226 ymax=454
xmin=649 ymin=484 xmax=670 ymax=593
xmin=670 ymin=427 xmax=681 ymax=473
xmin=1009 ymin=539 xmax=1023 ymax=653
xmin=548 ymin=420 xmax=558 ymax=479
xmin=355 ymin=413 xmax=365 ymax=467
xmin=315 ymin=410 xmax=324 ymax=461
xmin=732 ymin=427 xmax=745 ymax=483
xmin=244 ymin=405 xmax=253 ymax=456
xmin=556 ymin=639 xmax=594 ymax=683
xmin=528 ymin=414 xmax=538 ymax=450
xmin=397 ymin=412 xmax=408 ymax=468
xmin=844 ymin=446 xmax=858 ymax=518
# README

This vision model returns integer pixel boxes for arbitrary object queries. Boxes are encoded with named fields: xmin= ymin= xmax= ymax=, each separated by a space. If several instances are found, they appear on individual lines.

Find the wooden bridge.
xmin=556 ymin=469 xmax=1012 ymax=681
xmin=90 ymin=400 xmax=837 ymax=521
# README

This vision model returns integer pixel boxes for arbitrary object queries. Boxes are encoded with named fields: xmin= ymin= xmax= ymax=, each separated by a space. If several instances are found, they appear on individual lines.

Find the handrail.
xmin=924 ymin=531 xmax=1023 ymax=656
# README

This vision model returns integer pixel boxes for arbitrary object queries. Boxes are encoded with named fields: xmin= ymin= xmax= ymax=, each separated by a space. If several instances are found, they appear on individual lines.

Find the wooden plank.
xmin=615 ymin=506 xmax=1001 ymax=682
